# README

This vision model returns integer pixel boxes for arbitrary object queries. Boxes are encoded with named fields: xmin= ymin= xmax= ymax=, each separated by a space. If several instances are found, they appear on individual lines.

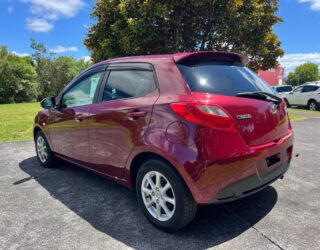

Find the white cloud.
xmin=50 ymin=46 xmax=78 ymax=53
xmin=11 ymin=51 xmax=30 ymax=57
xmin=279 ymin=52 xmax=320 ymax=75
xmin=299 ymin=0 xmax=320 ymax=11
xmin=21 ymin=0 xmax=85 ymax=32
xmin=26 ymin=18 xmax=54 ymax=32
xmin=8 ymin=6 xmax=13 ymax=13
xmin=81 ymin=56 xmax=91 ymax=62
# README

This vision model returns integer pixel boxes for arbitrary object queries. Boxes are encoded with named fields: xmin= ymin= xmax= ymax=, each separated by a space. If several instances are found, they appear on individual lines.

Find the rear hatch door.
xmin=192 ymin=92 xmax=288 ymax=146
xmin=176 ymin=55 xmax=289 ymax=147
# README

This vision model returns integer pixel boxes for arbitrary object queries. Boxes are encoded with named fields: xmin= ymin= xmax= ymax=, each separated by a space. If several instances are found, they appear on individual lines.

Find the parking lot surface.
xmin=0 ymin=118 xmax=319 ymax=250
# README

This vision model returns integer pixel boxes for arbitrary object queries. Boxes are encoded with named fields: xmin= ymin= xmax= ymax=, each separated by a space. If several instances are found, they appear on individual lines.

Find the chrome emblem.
xmin=269 ymin=103 xmax=278 ymax=114
xmin=237 ymin=114 xmax=252 ymax=120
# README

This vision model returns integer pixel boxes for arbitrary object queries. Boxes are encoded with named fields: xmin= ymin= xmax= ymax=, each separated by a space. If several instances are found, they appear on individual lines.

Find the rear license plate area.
xmin=266 ymin=153 xmax=281 ymax=167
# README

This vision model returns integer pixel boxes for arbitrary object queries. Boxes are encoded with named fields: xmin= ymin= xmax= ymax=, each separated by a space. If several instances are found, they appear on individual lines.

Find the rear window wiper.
xmin=236 ymin=91 xmax=282 ymax=105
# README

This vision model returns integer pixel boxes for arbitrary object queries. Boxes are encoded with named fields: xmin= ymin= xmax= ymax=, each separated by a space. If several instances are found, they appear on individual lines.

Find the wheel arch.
xmin=33 ymin=125 xmax=53 ymax=150
xmin=130 ymin=152 xmax=177 ymax=189
xmin=33 ymin=126 xmax=42 ymax=139
xmin=127 ymin=150 xmax=198 ymax=202
xmin=307 ymin=98 xmax=317 ymax=106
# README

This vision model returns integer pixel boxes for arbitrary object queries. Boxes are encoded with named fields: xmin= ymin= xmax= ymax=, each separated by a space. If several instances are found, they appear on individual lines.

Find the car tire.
xmin=35 ymin=130 xmax=56 ymax=168
xmin=284 ymin=98 xmax=290 ymax=108
xmin=308 ymin=100 xmax=318 ymax=111
xmin=136 ymin=159 xmax=197 ymax=232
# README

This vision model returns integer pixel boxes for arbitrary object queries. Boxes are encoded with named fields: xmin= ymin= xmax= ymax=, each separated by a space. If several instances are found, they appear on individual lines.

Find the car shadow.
xmin=18 ymin=157 xmax=278 ymax=249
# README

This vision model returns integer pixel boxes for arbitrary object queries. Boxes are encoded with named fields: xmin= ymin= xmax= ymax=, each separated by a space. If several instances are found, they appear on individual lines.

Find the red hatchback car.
xmin=34 ymin=51 xmax=293 ymax=232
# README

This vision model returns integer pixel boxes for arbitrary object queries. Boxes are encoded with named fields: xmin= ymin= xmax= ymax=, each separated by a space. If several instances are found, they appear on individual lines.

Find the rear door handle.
xmin=127 ymin=111 xmax=147 ymax=120
xmin=75 ymin=114 xmax=87 ymax=122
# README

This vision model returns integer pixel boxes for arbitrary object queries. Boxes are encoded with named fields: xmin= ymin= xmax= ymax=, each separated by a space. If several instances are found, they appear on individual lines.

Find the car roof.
xmin=301 ymin=81 xmax=320 ymax=86
xmin=85 ymin=51 xmax=249 ymax=72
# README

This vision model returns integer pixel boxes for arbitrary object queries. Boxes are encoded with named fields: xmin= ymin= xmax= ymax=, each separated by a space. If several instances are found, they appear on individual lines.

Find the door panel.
xmin=47 ymin=106 xmax=90 ymax=162
xmin=297 ymin=87 xmax=307 ymax=105
xmin=88 ymin=91 xmax=159 ymax=177
xmin=47 ymin=71 xmax=103 ymax=163
xmin=288 ymin=86 xmax=303 ymax=105
xmin=298 ymin=93 xmax=308 ymax=105
xmin=88 ymin=68 xmax=159 ymax=177
xmin=289 ymin=93 xmax=299 ymax=105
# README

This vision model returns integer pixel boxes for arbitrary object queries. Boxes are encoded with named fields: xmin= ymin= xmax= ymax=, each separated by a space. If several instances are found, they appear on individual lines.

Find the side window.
xmin=62 ymin=72 xmax=102 ymax=109
xmin=302 ymin=86 xmax=310 ymax=92
xmin=293 ymin=86 xmax=303 ymax=94
xmin=312 ymin=86 xmax=320 ymax=91
xmin=103 ymin=70 xmax=156 ymax=102
xmin=303 ymin=85 xmax=319 ymax=92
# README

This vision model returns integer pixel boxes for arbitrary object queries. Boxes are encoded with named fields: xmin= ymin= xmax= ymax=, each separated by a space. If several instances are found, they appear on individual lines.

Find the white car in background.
xmin=283 ymin=82 xmax=320 ymax=111
xmin=272 ymin=85 xmax=293 ymax=97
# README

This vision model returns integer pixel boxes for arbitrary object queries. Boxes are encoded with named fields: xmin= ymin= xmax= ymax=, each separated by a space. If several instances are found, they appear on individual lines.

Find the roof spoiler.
xmin=173 ymin=51 xmax=249 ymax=66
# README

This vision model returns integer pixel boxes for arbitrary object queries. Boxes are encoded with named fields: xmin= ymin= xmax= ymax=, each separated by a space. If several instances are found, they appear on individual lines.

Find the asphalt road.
xmin=1 ymin=118 xmax=319 ymax=250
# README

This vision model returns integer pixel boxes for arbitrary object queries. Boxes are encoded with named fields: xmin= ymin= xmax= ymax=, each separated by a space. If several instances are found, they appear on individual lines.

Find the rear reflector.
xmin=171 ymin=103 xmax=237 ymax=131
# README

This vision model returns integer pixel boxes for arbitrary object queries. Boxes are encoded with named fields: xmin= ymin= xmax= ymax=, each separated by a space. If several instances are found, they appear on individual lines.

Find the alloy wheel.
xmin=309 ymin=102 xmax=317 ymax=111
xmin=141 ymin=171 xmax=176 ymax=222
xmin=37 ymin=136 xmax=47 ymax=163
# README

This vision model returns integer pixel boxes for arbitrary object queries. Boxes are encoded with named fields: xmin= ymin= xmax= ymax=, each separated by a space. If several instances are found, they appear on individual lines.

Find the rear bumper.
xmin=184 ymin=129 xmax=293 ymax=205
xmin=210 ymin=157 xmax=290 ymax=203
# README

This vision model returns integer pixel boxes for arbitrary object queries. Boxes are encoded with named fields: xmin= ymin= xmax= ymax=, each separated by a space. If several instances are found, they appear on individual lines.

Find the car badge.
xmin=237 ymin=114 xmax=252 ymax=120
xmin=269 ymin=103 xmax=278 ymax=114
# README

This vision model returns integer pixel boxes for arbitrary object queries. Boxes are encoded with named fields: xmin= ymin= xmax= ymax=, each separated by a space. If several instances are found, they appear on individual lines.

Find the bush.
xmin=0 ymin=46 xmax=38 ymax=104
xmin=0 ymin=40 xmax=92 ymax=104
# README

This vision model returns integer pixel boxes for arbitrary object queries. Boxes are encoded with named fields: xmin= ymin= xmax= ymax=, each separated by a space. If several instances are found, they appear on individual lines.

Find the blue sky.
xmin=1 ymin=0 xmax=320 ymax=75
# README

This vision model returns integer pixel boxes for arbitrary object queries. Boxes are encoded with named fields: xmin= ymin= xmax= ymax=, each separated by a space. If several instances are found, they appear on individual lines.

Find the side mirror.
xmin=289 ymin=91 xmax=293 ymax=95
xmin=40 ymin=97 xmax=55 ymax=109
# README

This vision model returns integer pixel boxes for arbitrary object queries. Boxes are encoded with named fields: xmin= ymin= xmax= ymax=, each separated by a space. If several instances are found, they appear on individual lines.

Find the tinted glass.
xmin=303 ymin=85 xmax=319 ymax=92
xmin=62 ymin=72 xmax=102 ymax=108
xmin=103 ymin=70 xmax=156 ymax=102
xmin=293 ymin=86 xmax=303 ymax=94
xmin=275 ymin=86 xmax=293 ymax=92
xmin=177 ymin=63 xmax=276 ymax=96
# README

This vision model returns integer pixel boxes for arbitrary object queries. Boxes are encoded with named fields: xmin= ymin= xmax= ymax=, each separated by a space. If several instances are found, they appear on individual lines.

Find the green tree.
xmin=84 ymin=0 xmax=284 ymax=71
xmin=30 ymin=38 xmax=54 ymax=98
xmin=287 ymin=63 xmax=320 ymax=86
xmin=0 ymin=46 xmax=38 ymax=104
xmin=30 ymin=38 xmax=91 ymax=98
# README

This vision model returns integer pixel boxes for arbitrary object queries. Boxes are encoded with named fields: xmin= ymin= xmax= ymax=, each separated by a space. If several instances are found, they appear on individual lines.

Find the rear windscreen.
xmin=177 ymin=63 xmax=277 ymax=97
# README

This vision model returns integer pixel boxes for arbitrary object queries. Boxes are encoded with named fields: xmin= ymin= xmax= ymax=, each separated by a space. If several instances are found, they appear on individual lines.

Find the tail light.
xmin=171 ymin=103 xmax=237 ymax=131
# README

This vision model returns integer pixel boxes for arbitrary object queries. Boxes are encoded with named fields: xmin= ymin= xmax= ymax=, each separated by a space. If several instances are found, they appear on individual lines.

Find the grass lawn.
xmin=289 ymin=113 xmax=307 ymax=120
xmin=0 ymin=102 xmax=42 ymax=142
xmin=288 ymin=108 xmax=320 ymax=115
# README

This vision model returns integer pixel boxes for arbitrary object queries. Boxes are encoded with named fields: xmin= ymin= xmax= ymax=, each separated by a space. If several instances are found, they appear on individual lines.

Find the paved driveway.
xmin=0 ymin=119 xmax=319 ymax=250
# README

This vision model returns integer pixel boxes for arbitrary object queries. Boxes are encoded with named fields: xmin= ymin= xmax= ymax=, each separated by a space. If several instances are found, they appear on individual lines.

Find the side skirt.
xmin=54 ymin=153 xmax=131 ymax=188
